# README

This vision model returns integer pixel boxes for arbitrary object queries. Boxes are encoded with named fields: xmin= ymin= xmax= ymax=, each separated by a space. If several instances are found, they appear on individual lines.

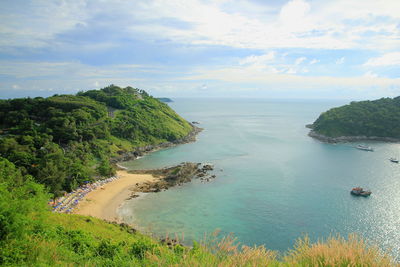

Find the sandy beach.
xmin=73 ymin=170 xmax=157 ymax=222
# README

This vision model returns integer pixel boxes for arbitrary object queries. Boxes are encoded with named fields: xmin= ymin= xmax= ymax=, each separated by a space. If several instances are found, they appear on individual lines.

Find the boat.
xmin=356 ymin=145 xmax=374 ymax=151
xmin=350 ymin=187 xmax=371 ymax=197
xmin=389 ymin=158 xmax=399 ymax=163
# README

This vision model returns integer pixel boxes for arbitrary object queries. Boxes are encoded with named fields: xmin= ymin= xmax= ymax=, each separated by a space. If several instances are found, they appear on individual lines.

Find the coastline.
xmin=72 ymin=162 xmax=214 ymax=222
xmin=72 ymin=170 xmax=159 ymax=222
xmin=72 ymin=125 xmax=209 ymax=223
xmin=110 ymin=125 xmax=203 ymax=163
xmin=308 ymin=130 xmax=400 ymax=143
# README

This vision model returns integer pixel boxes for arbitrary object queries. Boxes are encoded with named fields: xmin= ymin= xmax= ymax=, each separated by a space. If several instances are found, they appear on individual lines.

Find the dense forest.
xmin=311 ymin=96 xmax=400 ymax=138
xmin=0 ymin=85 xmax=192 ymax=196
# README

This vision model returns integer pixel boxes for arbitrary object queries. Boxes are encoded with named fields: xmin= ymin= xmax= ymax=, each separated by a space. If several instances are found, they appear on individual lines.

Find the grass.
xmin=12 ymin=213 xmax=395 ymax=266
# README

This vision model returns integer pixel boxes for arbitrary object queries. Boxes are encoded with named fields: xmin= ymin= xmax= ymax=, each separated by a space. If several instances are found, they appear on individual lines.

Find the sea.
xmin=118 ymin=98 xmax=400 ymax=259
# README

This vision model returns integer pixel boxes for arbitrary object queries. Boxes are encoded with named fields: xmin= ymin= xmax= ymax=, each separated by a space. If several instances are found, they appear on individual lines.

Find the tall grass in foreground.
xmin=2 ymin=213 xmax=398 ymax=266
xmin=147 ymin=231 xmax=279 ymax=267
xmin=147 ymin=231 xmax=398 ymax=267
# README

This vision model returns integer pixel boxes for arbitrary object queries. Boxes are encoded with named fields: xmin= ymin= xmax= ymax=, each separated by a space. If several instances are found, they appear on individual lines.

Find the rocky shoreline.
xmin=110 ymin=122 xmax=216 ymax=197
xmin=308 ymin=130 xmax=400 ymax=143
xmin=110 ymin=125 xmax=203 ymax=163
xmin=108 ymin=123 xmax=215 ymax=241
xmin=126 ymin=162 xmax=215 ymax=197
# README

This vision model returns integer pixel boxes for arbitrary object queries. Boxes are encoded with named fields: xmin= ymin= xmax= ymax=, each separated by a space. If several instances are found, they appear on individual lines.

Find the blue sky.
xmin=0 ymin=0 xmax=399 ymax=99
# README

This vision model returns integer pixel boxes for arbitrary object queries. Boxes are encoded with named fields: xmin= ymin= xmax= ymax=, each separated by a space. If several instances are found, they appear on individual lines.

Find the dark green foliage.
xmin=0 ymin=157 xmax=50 ymax=264
xmin=0 ymin=85 xmax=192 ymax=196
xmin=0 ymin=158 xmax=49 ymax=242
xmin=312 ymin=96 xmax=400 ymax=138
xmin=63 ymin=229 xmax=94 ymax=255
xmin=130 ymin=238 xmax=158 ymax=259
xmin=77 ymin=84 xmax=148 ymax=110
xmin=96 ymin=158 xmax=116 ymax=177
xmin=96 ymin=239 xmax=122 ymax=259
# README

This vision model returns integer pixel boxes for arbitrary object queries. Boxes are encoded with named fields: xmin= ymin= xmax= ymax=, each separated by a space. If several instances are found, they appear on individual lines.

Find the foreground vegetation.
xmin=0 ymin=85 xmax=192 ymax=196
xmin=1 ymin=157 xmax=397 ymax=266
xmin=311 ymin=96 xmax=400 ymax=138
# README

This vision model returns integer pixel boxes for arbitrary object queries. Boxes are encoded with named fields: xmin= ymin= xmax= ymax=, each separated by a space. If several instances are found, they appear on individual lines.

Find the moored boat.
xmin=351 ymin=187 xmax=371 ymax=197
xmin=356 ymin=145 xmax=374 ymax=151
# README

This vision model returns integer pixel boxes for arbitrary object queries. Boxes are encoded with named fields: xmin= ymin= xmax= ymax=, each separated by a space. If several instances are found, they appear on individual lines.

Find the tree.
xmin=96 ymin=159 xmax=115 ymax=177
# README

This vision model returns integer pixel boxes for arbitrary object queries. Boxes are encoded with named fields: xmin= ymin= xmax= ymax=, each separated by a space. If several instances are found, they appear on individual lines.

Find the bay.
xmin=119 ymin=98 xmax=400 ymax=259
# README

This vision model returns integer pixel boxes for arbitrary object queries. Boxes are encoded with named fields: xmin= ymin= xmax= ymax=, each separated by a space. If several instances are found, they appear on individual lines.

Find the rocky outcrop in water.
xmin=130 ymin=162 xmax=215 ymax=193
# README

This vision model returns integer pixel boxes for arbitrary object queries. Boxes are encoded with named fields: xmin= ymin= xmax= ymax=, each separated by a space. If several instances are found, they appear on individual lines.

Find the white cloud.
xmin=336 ymin=57 xmax=345 ymax=64
xmin=2 ymin=0 xmax=399 ymax=51
xmin=364 ymin=52 xmax=400 ymax=66
xmin=0 ymin=61 xmax=148 ymax=79
xmin=183 ymin=64 xmax=400 ymax=91
xmin=279 ymin=0 xmax=311 ymax=31
xmin=0 ymin=1 xmax=88 ymax=48
xmin=239 ymin=52 xmax=275 ymax=65
xmin=295 ymin=57 xmax=307 ymax=65
xmin=1 ymin=0 xmax=400 ymax=99
xmin=127 ymin=0 xmax=400 ymax=50
xmin=364 ymin=71 xmax=378 ymax=78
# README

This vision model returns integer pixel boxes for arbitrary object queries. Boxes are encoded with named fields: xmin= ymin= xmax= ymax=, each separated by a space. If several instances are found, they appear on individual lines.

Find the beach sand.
xmin=73 ymin=170 xmax=157 ymax=222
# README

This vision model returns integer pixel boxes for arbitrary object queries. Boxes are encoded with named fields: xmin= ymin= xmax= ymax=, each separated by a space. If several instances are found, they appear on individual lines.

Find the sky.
xmin=0 ymin=0 xmax=399 ymax=99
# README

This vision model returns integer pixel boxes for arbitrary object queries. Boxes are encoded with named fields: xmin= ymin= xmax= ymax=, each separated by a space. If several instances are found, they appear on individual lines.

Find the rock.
xmin=127 ymin=194 xmax=140 ymax=200
xmin=305 ymin=124 xmax=314 ymax=129
xmin=160 ymin=237 xmax=181 ymax=247
xmin=308 ymin=130 xmax=400 ymax=143
xmin=128 ymin=228 xmax=136 ymax=234
xmin=125 ymin=161 xmax=216 ymax=194
xmin=202 ymin=164 xmax=214 ymax=171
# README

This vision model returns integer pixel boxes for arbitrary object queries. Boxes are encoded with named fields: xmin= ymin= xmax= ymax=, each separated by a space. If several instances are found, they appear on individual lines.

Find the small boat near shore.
xmin=356 ymin=145 xmax=374 ymax=151
xmin=351 ymin=187 xmax=371 ymax=197
xmin=389 ymin=158 xmax=399 ymax=163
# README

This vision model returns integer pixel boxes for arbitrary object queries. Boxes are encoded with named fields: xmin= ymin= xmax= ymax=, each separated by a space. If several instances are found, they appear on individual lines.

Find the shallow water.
xmin=119 ymin=98 xmax=400 ymax=259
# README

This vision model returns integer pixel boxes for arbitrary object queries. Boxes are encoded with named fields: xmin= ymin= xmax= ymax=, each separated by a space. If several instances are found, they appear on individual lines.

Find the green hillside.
xmin=0 ymin=85 xmax=192 ymax=196
xmin=1 ymin=157 xmax=395 ymax=266
xmin=311 ymin=97 xmax=400 ymax=138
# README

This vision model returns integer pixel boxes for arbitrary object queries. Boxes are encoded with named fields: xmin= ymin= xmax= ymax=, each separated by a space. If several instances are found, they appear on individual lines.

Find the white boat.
xmin=389 ymin=158 xmax=399 ymax=163
xmin=356 ymin=145 xmax=374 ymax=151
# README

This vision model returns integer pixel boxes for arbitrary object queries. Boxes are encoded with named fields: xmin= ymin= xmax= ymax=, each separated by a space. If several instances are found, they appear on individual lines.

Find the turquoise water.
xmin=119 ymin=98 xmax=400 ymax=259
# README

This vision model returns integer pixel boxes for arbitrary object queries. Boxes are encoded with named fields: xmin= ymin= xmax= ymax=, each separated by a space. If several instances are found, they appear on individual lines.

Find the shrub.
xmin=130 ymin=238 xmax=158 ymax=259
xmin=96 ymin=239 xmax=121 ymax=259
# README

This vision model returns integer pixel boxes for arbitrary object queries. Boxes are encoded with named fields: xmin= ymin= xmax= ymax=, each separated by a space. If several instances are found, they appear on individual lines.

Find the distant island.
xmin=308 ymin=96 xmax=400 ymax=142
xmin=156 ymin=97 xmax=173 ymax=103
